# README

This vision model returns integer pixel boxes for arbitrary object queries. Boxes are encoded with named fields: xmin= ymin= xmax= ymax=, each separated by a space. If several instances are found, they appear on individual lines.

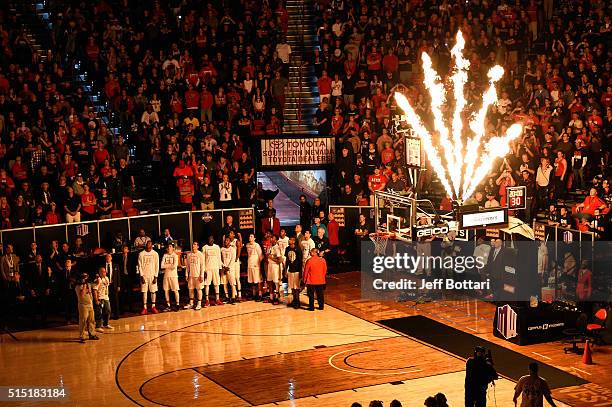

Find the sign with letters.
xmin=413 ymin=223 xmax=450 ymax=238
xmin=404 ymin=137 xmax=421 ymax=167
xmin=506 ymin=186 xmax=526 ymax=210
xmin=460 ymin=208 xmax=508 ymax=229
xmin=260 ymin=137 xmax=335 ymax=167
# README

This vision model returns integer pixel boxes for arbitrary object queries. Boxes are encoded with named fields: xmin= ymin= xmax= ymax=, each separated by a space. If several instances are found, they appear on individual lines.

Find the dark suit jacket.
xmin=27 ymin=261 xmax=52 ymax=294
xmin=486 ymin=247 xmax=506 ymax=280
xmin=114 ymin=253 xmax=135 ymax=290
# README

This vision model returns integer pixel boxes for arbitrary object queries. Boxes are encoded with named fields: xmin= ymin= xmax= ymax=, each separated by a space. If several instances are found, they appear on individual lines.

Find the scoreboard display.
xmin=506 ymin=186 xmax=526 ymax=210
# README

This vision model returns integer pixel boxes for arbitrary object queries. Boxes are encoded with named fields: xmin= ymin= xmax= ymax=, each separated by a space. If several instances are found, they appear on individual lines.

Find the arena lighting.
xmin=394 ymin=30 xmax=523 ymax=202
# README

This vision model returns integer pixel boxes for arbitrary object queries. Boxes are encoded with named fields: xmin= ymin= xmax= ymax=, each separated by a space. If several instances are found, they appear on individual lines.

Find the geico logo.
xmin=416 ymin=226 xmax=449 ymax=237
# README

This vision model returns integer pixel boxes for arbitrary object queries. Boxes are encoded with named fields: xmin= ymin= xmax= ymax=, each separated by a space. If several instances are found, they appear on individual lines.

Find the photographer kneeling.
xmin=465 ymin=346 xmax=498 ymax=407
xmin=76 ymin=273 xmax=99 ymax=343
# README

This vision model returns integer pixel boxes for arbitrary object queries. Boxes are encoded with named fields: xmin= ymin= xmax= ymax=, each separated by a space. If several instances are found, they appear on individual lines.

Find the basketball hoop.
xmin=369 ymin=232 xmax=394 ymax=256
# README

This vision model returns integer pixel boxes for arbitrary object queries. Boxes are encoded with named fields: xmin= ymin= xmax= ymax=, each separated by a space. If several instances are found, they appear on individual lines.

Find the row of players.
xmin=127 ymin=227 xmax=326 ymax=313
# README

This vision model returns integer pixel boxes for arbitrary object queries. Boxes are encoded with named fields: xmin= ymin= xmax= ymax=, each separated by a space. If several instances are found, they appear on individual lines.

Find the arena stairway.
xmin=14 ymin=0 xmax=175 ymax=215
xmin=283 ymin=0 xmax=319 ymax=135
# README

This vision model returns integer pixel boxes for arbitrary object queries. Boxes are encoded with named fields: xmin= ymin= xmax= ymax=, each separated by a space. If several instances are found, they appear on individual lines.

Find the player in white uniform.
xmin=203 ymin=235 xmax=223 ymax=306
xmin=246 ymin=233 xmax=264 ymax=300
xmin=184 ymin=241 xmax=206 ymax=310
xmin=137 ymin=241 xmax=160 ymax=314
xmin=228 ymin=231 xmax=243 ymax=301
xmin=220 ymin=237 xmax=237 ymax=303
xmin=265 ymin=235 xmax=283 ymax=304
xmin=161 ymin=244 xmax=180 ymax=311
xmin=299 ymin=230 xmax=316 ymax=271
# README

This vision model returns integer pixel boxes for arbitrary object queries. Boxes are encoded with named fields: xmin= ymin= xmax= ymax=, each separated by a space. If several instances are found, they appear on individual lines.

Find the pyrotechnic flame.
xmin=394 ymin=30 xmax=522 ymax=201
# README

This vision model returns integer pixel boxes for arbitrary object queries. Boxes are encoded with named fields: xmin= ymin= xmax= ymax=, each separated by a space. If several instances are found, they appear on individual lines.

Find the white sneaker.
xmin=195 ymin=303 xmax=202 ymax=310
xmin=103 ymin=325 xmax=114 ymax=330
xmin=183 ymin=303 xmax=193 ymax=310
xmin=96 ymin=327 xmax=104 ymax=333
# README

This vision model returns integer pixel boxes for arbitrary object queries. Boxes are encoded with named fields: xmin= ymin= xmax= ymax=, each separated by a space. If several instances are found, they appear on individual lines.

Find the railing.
xmin=0 ymin=207 xmax=256 ymax=258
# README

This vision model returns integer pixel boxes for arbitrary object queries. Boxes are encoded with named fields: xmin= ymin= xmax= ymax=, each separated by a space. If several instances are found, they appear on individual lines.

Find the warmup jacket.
xmin=203 ymin=244 xmax=222 ymax=270
xmin=186 ymin=251 xmax=205 ymax=278
xmin=137 ymin=250 xmax=160 ymax=278
xmin=303 ymin=256 xmax=327 ymax=285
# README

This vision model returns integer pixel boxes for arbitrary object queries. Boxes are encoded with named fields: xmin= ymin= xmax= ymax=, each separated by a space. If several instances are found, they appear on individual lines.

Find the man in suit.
xmin=116 ymin=245 xmax=134 ymax=313
xmin=261 ymin=209 xmax=281 ymax=237
xmin=27 ymin=254 xmax=52 ymax=325
xmin=103 ymin=253 xmax=121 ymax=319
xmin=57 ymin=258 xmax=77 ymax=324
xmin=486 ymin=239 xmax=506 ymax=298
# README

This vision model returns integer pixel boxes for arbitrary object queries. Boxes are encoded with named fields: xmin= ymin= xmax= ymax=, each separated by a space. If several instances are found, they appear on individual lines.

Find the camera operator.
xmin=75 ymin=272 xmax=99 ymax=343
xmin=465 ymin=346 xmax=498 ymax=406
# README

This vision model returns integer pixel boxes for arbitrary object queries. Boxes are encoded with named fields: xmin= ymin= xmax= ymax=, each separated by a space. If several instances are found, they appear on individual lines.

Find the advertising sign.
xmin=260 ymin=137 xmax=335 ymax=167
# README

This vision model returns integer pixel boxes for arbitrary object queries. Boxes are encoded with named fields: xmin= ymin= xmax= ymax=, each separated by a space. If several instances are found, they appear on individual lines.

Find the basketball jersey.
xmin=203 ymin=244 xmax=221 ymax=270
xmin=186 ymin=251 xmax=205 ymax=278
xmin=246 ymin=242 xmax=262 ymax=268
xmin=138 ymin=250 xmax=159 ymax=277
xmin=161 ymin=253 xmax=179 ymax=278
xmin=221 ymin=247 xmax=236 ymax=268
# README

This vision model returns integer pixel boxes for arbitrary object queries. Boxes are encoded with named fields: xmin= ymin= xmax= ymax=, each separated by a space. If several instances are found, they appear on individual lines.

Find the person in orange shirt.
xmin=575 ymin=188 xmax=607 ymax=217
xmin=303 ymin=248 xmax=327 ymax=311
xmin=80 ymin=184 xmax=97 ymax=220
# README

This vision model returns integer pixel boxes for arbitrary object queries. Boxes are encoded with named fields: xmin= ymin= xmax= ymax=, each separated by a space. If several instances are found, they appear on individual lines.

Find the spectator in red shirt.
xmin=184 ymin=85 xmax=200 ymax=113
xmin=382 ymin=48 xmax=399 ymax=74
xmin=368 ymin=168 xmax=388 ymax=205
xmin=575 ymin=188 xmax=607 ymax=217
xmin=10 ymin=156 xmax=28 ymax=182
xmin=177 ymin=176 xmax=195 ymax=210
xmin=200 ymin=86 xmax=214 ymax=122
xmin=80 ymin=184 xmax=97 ymax=220
xmin=173 ymin=160 xmax=194 ymax=179
xmin=317 ymin=70 xmax=332 ymax=103
xmin=93 ymin=141 xmax=110 ymax=168
xmin=367 ymin=47 xmax=382 ymax=73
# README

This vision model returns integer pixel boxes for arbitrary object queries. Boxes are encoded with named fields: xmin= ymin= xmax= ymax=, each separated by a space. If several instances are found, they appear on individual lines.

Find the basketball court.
xmin=1 ymin=273 xmax=610 ymax=406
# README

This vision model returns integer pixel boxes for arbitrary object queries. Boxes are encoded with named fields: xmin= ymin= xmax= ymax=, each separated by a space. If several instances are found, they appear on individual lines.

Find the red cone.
xmin=582 ymin=340 xmax=593 ymax=365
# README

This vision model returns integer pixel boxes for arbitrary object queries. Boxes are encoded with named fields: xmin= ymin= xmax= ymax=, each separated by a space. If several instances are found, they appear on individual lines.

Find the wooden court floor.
xmin=0 ymin=272 xmax=609 ymax=407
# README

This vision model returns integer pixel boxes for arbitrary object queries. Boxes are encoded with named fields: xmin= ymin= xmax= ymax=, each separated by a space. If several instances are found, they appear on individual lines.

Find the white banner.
xmin=260 ymin=137 xmax=335 ymax=167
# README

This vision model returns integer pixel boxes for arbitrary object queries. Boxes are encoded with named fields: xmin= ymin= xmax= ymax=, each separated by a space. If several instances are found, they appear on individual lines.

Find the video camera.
xmin=475 ymin=346 xmax=499 ymax=383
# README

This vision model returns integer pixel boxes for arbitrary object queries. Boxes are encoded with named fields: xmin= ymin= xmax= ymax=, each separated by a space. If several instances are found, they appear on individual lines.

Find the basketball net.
xmin=369 ymin=232 xmax=393 ymax=256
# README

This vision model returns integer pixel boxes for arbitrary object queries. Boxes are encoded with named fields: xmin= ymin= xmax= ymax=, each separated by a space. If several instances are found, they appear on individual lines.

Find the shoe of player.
xmin=103 ymin=325 xmax=114 ymax=330
xmin=79 ymin=338 xmax=86 ymax=343
xmin=272 ymin=299 xmax=280 ymax=305
xmin=184 ymin=303 xmax=193 ymax=310
xmin=204 ymin=300 xmax=210 ymax=307
xmin=263 ymin=298 xmax=270 ymax=303
xmin=195 ymin=303 xmax=202 ymax=310
xmin=89 ymin=335 xmax=100 ymax=340
xmin=164 ymin=305 xmax=172 ymax=312
xmin=151 ymin=307 xmax=159 ymax=314
xmin=96 ymin=327 xmax=104 ymax=333
xmin=141 ymin=308 xmax=148 ymax=315
xmin=215 ymin=299 xmax=223 ymax=306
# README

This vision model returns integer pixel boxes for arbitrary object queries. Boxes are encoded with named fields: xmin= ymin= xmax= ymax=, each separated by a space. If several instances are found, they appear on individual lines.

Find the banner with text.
xmin=260 ymin=137 xmax=336 ymax=167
